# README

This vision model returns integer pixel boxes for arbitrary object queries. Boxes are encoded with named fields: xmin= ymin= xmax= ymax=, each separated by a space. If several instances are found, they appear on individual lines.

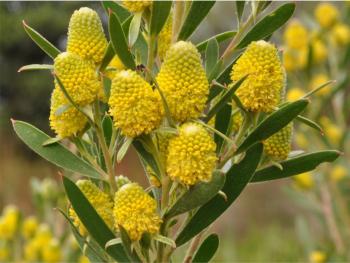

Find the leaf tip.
xmin=10 ymin=118 xmax=16 ymax=126
xmin=22 ymin=20 xmax=28 ymax=27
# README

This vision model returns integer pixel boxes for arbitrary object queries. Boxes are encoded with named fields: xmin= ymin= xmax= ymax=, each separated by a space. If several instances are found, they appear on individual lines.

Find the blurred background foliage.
xmin=0 ymin=1 xmax=349 ymax=262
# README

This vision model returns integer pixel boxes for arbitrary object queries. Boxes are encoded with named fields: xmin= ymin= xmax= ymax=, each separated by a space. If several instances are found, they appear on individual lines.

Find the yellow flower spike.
xmin=309 ymin=74 xmax=330 ymax=96
xmin=69 ymin=180 xmax=114 ymax=235
xmin=311 ymin=39 xmax=327 ymax=64
xmin=67 ymin=7 xmax=108 ymax=64
xmin=0 ymin=205 xmax=19 ymax=240
xmin=283 ymin=47 xmax=308 ymax=72
xmin=42 ymin=238 xmax=62 ymax=263
xmin=231 ymin=111 xmax=243 ymax=133
xmin=158 ymin=15 xmax=172 ymax=60
xmin=331 ymin=23 xmax=350 ymax=46
xmin=122 ymin=0 xmax=152 ymax=13
xmin=49 ymin=88 xmax=88 ymax=138
xmin=22 ymin=216 xmax=39 ymax=239
xmin=263 ymin=123 xmax=293 ymax=161
xmin=315 ymin=3 xmax=338 ymax=29
xmin=293 ymin=172 xmax=314 ymax=190
xmin=287 ymin=87 xmax=304 ymax=102
xmin=113 ymin=183 xmax=162 ymax=241
xmin=309 ymin=250 xmax=327 ymax=263
xmin=157 ymin=41 xmax=209 ymax=122
xmin=231 ymin=41 xmax=285 ymax=112
xmin=105 ymin=55 xmax=126 ymax=79
xmin=166 ymin=122 xmax=217 ymax=186
xmin=54 ymin=52 xmax=101 ymax=105
xmin=283 ymin=20 xmax=309 ymax=49
xmin=109 ymin=70 xmax=163 ymax=137
xmin=330 ymin=165 xmax=347 ymax=182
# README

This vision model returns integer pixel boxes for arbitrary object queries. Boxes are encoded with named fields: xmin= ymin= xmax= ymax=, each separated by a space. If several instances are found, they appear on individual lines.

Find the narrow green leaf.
xmin=150 ymin=1 xmax=172 ymax=35
xmin=193 ymin=234 xmax=219 ymax=263
xmin=235 ymin=2 xmax=245 ymax=22
xmin=165 ymin=171 xmax=225 ymax=218
xmin=178 ymin=1 xmax=216 ymax=40
xmin=23 ymin=21 xmax=60 ymax=59
xmin=109 ymin=13 xmax=136 ymax=69
xmin=102 ymin=75 xmax=112 ymax=100
xmin=237 ymin=3 xmax=295 ymax=49
xmin=215 ymin=104 xmax=232 ymax=154
xmin=296 ymin=115 xmax=324 ymax=134
xmin=197 ymin=31 xmax=236 ymax=52
xmin=63 ymin=176 xmax=129 ymax=262
xmin=42 ymin=137 xmax=61 ymax=146
xmin=118 ymin=226 xmax=142 ymax=262
xmin=302 ymin=80 xmax=335 ymax=99
xmin=100 ymin=42 xmax=115 ymax=72
xmin=12 ymin=120 xmax=101 ymax=179
xmin=105 ymin=238 xmax=122 ymax=249
xmin=128 ymin=12 xmax=142 ymax=48
xmin=154 ymin=234 xmax=176 ymax=248
xmin=176 ymin=143 xmax=263 ymax=246
xmin=102 ymin=115 xmax=113 ymax=147
xmin=207 ymin=84 xmax=224 ymax=103
xmin=102 ymin=1 xmax=130 ymax=22
xmin=117 ymin=137 xmax=133 ymax=163
xmin=236 ymin=99 xmax=309 ymax=154
xmin=251 ymin=150 xmax=340 ymax=183
xmin=18 ymin=64 xmax=53 ymax=72
xmin=256 ymin=1 xmax=272 ymax=13
xmin=205 ymin=38 xmax=219 ymax=78
xmin=204 ymin=75 xmax=247 ymax=122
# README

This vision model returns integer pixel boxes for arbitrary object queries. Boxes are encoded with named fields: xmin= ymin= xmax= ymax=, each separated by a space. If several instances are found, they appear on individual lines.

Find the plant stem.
xmin=183 ymin=231 xmax=205 ymax=263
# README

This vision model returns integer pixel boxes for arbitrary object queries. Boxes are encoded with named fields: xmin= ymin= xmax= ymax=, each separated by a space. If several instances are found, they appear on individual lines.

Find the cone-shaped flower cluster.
xmin=166 ymin=123 xmax=217 ymax=185
xmin=113 ymin=183 xmax=161 ymax=241
xmin=158 ymin=15 xmax=172 ymax=60
xmin=314 ymin=3 xmax=338 ymax=29
xmin=157 ymin=41 xmax=209 ymax=122
xmin=67 ymin=7 xmax=108 ymax=64
xmin=108 ymin=70 xmax=163 ymax=137
xmin=122 ymin=0 xmax=152 ymax=13
xmin=283 ymin=20 xmax=309 ymax=49
xmin=263 ymin=123 xmax=293 ymax=161
xmin=69 ymin=180 xmax=114 ymax=235
xmin=231 ymin=41 xmax=285 ymax=112
xmin=231 ymin=111 xmax=243 ymax=133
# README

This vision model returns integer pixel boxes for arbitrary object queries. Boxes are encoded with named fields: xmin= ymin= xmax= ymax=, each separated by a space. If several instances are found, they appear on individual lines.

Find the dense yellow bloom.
xmin=309 ymin=250 xmax=326 ymax=263
xmin=109 ymin=70 xmax=163 ymax=137
xmin=122 ymin=0 xmax=152 ymax=13
xmin=113 ymin=183 xmax=161 ymax=241
xmin=42 ymin=239 xmax=62 ymax=262
xmin=330 ymin=165 xmax=347 ymax=182
xmin=54 ymin=52 xmax=101 ymax=105
xmin=283 ymin=20 xmax=309 ymax=49
xmin=0 ymin=205 xmax=19 ymax=240
xmin=158 ymin=15 xmax=172 ymax=60
xmin=315 ymin=3 xmax=338 ymax=28
xmin=49 ymin=88 xmax=87 ymax=138
xmin=22 ymin=216 xmax=39 ymax=239
xmin=105 ymin=55 xmax=126 ymax=79
xmin=283 ymin=47 xmax=307 ymax=72
xmin=231 ymin=111 xmax=243 ymax=133
xmin=263 ymin=123 xmax=293 ymax=161
xmin=69 ymin=180 xmax=114 ymax=235
xmin=157 ymin=41 xmax=209 ymax=122
xmin=287 ymin=87 xmax=304 ymax=101
xmin=231 ymin=41 xmax=285 ymax=112
xmin=166 ymin=123 xmax=217 ymax=185
xmin=331 ymin=23 xmax=350 ymax=46
xmin=293 ymin=172 xmax=314 ymax=190
xmin=320 ymin=117 xmax=342 ymax=145
xmin=67 ymin=7 xmax=108 ymax=64
xmin=115 ymin=175 xmax=131 ymax=189
xmin=309 ymin=74 xmax=330 ymax=96
xmin=311 ymin=39 xmax=327 ymax=64
xmin=24 ymin=224 xmax=53 ymax=261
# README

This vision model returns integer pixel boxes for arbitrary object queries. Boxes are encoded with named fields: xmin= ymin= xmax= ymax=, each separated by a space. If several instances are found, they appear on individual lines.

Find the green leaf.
xmin=214 ymin=104 xmax=232 ymax=154
xmin=18 ymin=64 xmax=53 ymax=72
xmin=236 ymin=99 xmax=309 ymax=154
xmin=197 ymin=31 xmax=236 ymax=52
xmin=178 ymin=1 xmax=216 ymax=40
xmin=207 ymin=84 xmax=224 ymax=103
xmin=154 ymin=234 xmax=176 ymax=248
xmin=296 ymin=115 xmax=323 ymax=134
xmin=237 ymin=3 xmax=295 ymax=49
xmin=235 ymin=2 xmax=245 ymax=23
xmin=176 ymin=143 xmax=263 ymax=246
xmin=256 ymin=1 xmax=272 ymax=13
xmin=42 ymin=137 xmax=61 ymax=146
xmin=102 ymin=1 xmax=130 ymax=22
xmin=165 ymin=171 xmax=225 ymax=218
xmin=105 ymin=238 xmax=122 ymax=249
xmin=23 ymin=21 xmax=60 ymax=59
xmin=102 ymin=115 xmax=113 ymax=147
xmin=62 ymin=176 xmax=129 ymax=262
xmin=102 ymin=75 xmax=112 ymax=100
xmin=118 ymin=226 xmax=142 ymax=262
xmin=117 ymin=137 xmax=133 ymax=163
xmin=205 ymin=38 xmax=219 ymax=78
xmin=128 ymin=12 xmax=142 ymax=47
xmin=251 ymin=150 xmax=340 ymax=183
xmin=99 ymin=42 xmax=115 ymax=72
xmin=204 ymin=75 xmax=247 ymax=122
xmin=193 ymin=234 xmax=219 ymax=263
xmin=109 ymin=13 xmax=136 ymax=69
xmin=150 ymin=1 xmax=172 ymax=35
xmin=12 ymin=120 xmax=101 ymax=179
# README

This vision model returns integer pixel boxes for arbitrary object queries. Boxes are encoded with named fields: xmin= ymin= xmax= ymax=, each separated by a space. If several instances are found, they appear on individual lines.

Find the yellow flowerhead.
xmin=49 ymin=88 xmax=87 ymax=138
xmin=54 ymin=52 xmax=101 ymax=105
xmin=283 ymin=47 xmax=308 ymax=72
xmin=263 ymin=123 xmax=293 ymax=161
xmin=320 ymin=117 xmax=342 ymax=145
xmin=78 ymin=255 xmax=90 ymax=263
xmin=283 ymin=20 xmax=309 ymax=49
xmin=69 ymin=180 xmax=114 ymax=235
xmin=309 ymin=250 xmax=326 ymax=263
xmin=0 ymin=205 xmax=19 ymax=240
xmin=105 ymin=55 xmax=126 ymax=79
xmin=113 ymin=183 xmax=161 ymax=241
xmin=294 ymin=132 xmax=308 ymax=149
xmin=109 ymin=70 xmax=163 ymax=137
xmin=22 ymin=216 xmax=39 ymax=239
xmin=311 ymin=39 xmax=327 ymax=64
xmin=122 ymin=0 xmax=152 ymax=13
xmin=115 ymin=175 xmax=131 ymax=189
xmin=42 ymin=239 xmax=62 ymax=263
xmin=231 ymin=111 xmax=243 ymax=133
xmin=287 ymin=87 xmax=304 ymax=102
xmin=166 ymin=123 xmax=217 ymax=185
xmin=158 ymin=15 xmax=172 ymax=60
xmin=330 ymin=165 xmax=347 ymax=182
xmin=309 ymin=74 xmax=330 ymax=96
xmin=315 ymin=3 xmax=338 ymax=29
xmin=331 ymin=23 xmax=350 ymax=46
xmin=293 ymin=172 xmax=314 ymax=190
xmin=67 ymin=7 xmax=108 ymax=64
xmin=157 ymin=41 xmax=209 ymax=122
xmin=231 ymin=41 xmax=285 ymax=112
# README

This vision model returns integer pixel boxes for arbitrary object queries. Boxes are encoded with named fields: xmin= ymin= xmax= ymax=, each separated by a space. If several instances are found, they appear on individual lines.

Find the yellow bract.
xmin=157 ymin=41 xmax=209 ymax=122
xmin=122 ymin=0 xmax=152 ymax=13
xmin=231 ymin=41 xmax=285 ymax=112
xmin=166 ymin=123 xmax=217 ymax=186
xmin=315 ymin=3 xmax=338 ymax=29
xmin=113 ymin=183 xmax=161 ymax=241
xmin=109 ymin=70 xmax=163 ymax=137
xmin=67 ymin=7 xmax=108 ymax=64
